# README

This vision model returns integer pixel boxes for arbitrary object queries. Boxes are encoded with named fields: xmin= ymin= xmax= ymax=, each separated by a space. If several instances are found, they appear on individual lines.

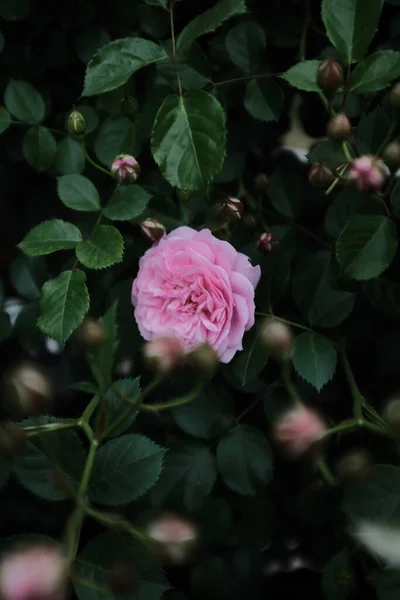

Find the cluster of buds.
xmin=309 ymin=163 xmax=334 ymax=188
xmin=347 ymin=155 xmax=386 ymax=193
xmin=257 ymin=232 xmax=277 ymax=253
xmin=140 ymin=219 xmax=166 ymax=243
xmin=147 ymin=513 xmax=198 ymax=565
xmin=67 ymin=109 xmax=87 ymax=137
xmin=261 ymin=319 xmax=293 ymax=359
xmin=111 ymin=154 xmax=140 ymax=185
xmin=326 ymin=112 xmax=351 ymax=141
xmin=214 ymin=197 xmax=244 ymax=223
xmin=274 ymin=405 xmax=327 ymax=457
xmin=76 ymin=318 xmax=106 ymax=349
xmin=143 ymin=337 xmax=185 ymax=373
xmin=317 ymin=59 xmax=344 ymax=92
xmin=4 ymin=363 xmax=53 ymax=417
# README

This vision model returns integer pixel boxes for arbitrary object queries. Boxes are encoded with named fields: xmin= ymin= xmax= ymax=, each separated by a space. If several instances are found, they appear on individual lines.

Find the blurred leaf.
xmin=322 ymin=0 xmax=383 ymax=63
xmin=19 ymin=219 xmax=82 ymax=256
xmin=103 ymin=185 xmax=151 ymax=221
xmin=229 ymin=326 xmax=268 ymax=386
xmin=308 ymin=140 xmax=353 ymax=167
xmin=355 ymin=106 xmax=390 ymax=155
xmin=4 ymin=80 xmax=45 ymax=124
xmin=10 ymin=256 xmax=47 ymax=300
xmin=0 ymin=0 xmax=30 ymax=20
xmin=140 ymin=4 xmax=170 ymax=39
xmin=281 ymin=60 xmax=320 ymax=91
xmin=75 ymin=28 xmax=111 ymax=64
xmin=14 ymin=302 xmax=42 ymax=351
xmin=57 ymin=175 xmax=100 ymax=212
xmin=257 ymin=247 xmax=292 ymax=309
xmin=103 ymin=378 xmax=140 ymax=437
xmin=94 ymin=116 xmax=133 ymax=167
xmin=322 ymin=550 xmax=354 ymax=600
xmin=390 ymin=179 xmax=400 ymax=219
xmin=151 ymin=91 xmax=226 ymax=190
xmin=0 ymin=106 xmax=11 ymax=133
xmin=324 ymin=188 xmax=374 ymax=238
xmin=363 ymin=277 xmax=400 ymax=316
xmin=336 ymin=215 xmax=398 ymax=280
xmin=377 ymin=569 xmax=400 ymax=600
xmin=83 ymin=37 xmax=168 ymax=96
xmin=86 ymin=303 xmax=119 ymax=391
xmin=158 ymin=43 xmax=212 ymax=91
xmin=151 ymin=442 xmax=217 ymax=509
xmin=39 ymin=269 xmax=90 ymax=345
xmin=22 ymin=126 xmax=57 ymax=172
xmin=350 ymin=50 xmax=400 ymax=93
xmin=76 ymin=225 xmax=124 ymax=269
xmin=226 ymin=21 xmax=266 ymax=72
xmin=291 ymin=332 xmax=337 ymax=391
xmin=55 ymin=137 xmax=85 ymax=175
xmin=0 ymin=312 xmax=11 ymax=343
xmin=244 ymin=78 xmax=284 ymax=122
xmin=268 ymin=165 xmax=305 ymax=218
xmin=89 ymin=434 xmax=165 ymax=505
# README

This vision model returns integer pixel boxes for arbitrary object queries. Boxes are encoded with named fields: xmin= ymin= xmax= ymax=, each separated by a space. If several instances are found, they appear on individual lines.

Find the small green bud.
xmin=67 ymin=109 xmax=87 ymax=137
xmin=120 ymin=96 xmax=139 ymax=121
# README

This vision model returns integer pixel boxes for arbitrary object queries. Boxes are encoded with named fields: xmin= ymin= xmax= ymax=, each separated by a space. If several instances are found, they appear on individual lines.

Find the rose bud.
xmin=327 ymin=113 xmax=351 ymax=141
xmin=257 ymin=232 xmax=277 ymax=253
xmin=337 ymin=449 xmax=373 ymax=485
xmin=4 ymin=363 xmax=53 ymax=417
xmin=0 ymin=421 xmax=26 ymax=456
xmin=67 ymin=109 xmax=87 ymax=137
xmin=109 ymin=562 xmax=140 ymax=595
xmin=383 ymin=141 xmax=400 ymax=170
xmin=215 ymin=197 xmax=244 ymax=223
xmin=143 ymin=337 xmax=185 ymax=373
xmin=254 ymin=173 xmax=269 ymax=192
xmin=140 ymin=219 xmax=166 ymax=243
xmin=390 ymin=82 xmax=400 ymax=109
xmin=317 ymin=59 xmax=344 ymax=92
xmin=308 ymin=163 xmax=334 ymax=188
xmin=0 ymin=544 xmax=67 ymax=600
xmin=176 ymin=189 xmax=191 ymax=203
xmin=347 ymin=155 xmax=386 ymax=193
xmin=274 ymin=405 xmax=327 ymax=456
xmin=76 ymin=318 xmax=106 ymax=349
xmin=384 ymin=397 xmax=400 ymax=438
xmin=188 ymin=343 xmax=219 ymax=374
xmin=147 ymin=514 xmax=197 ymax=565
xmin=111 ymin=154 xmax=140 ymax=184
xmin=260 ymin=319 xmax=293 ymax=359
xmin=120 ymin=96 xmax=139 ymax=121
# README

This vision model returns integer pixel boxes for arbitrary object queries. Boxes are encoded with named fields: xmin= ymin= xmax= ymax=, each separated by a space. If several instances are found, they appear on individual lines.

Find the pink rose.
xmin=132 ymin=227 xmax=261 ymax=363
xmin=347 ymin=155 xmax=385 ymax=193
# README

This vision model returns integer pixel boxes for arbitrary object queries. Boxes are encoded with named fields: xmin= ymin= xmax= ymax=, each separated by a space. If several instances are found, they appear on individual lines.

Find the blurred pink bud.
xmin=0 ymin=545 xmax=67 ymax=600
xmin=6 ymin=363 xmax=53 ymax=417
xmin=111 ymin=154 xmax=140 ymax=184
xmin=143 ymin=337 xmax=184 ymax=372
xmin=275 ymin=405 xmax=327 ymax=456
xmin=347 ymin=155 xmax=386 ymax=193
xmin=140 ymin=219 xmax=166 ymax=243
xmin=147 ymin=514 xmax=197 ymax=565
xmin=261 ymin=320 xmax=293 ymax=358
xmin=257 ymin=232 xmax=278 ymax=252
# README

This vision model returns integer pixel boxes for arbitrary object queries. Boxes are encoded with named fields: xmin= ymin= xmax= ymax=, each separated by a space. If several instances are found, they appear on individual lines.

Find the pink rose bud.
xmin=317 ymin=59 xmax=344 ymax=92
xmin=143 ymin=336 xmax=185 ymax=373
xmin=327 ymin=112 xmax=351 ymax=141
xmin=308 ymin=163 xmax=334 ymax=188
xmin=0 ymin=545 xmax=67 ymax=600
xmin=111 ymin=154 xmax=140 ymax=185
xmin=5 ymin=363 xmax=53 ymax=417
xmin=261 ymin=320 xmax=293 ymax=358
xmin=140 ymin=219 xmax=166 ymax=243
xmin=347 ymin=155 xmax=386 ymax=193
xmin=215 ymin=197 xmax=244 ymax=223
xmin=257 ymin=232 xmax=278 ymax=253
xmin=274 ymin=405 xmax=327 ymax=456
xmin=147 ymin=514 xmax=197 ymax=565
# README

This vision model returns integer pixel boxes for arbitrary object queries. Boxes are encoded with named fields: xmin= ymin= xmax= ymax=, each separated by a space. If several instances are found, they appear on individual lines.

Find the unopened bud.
xmin=144 ymin=337 xmax=184 ymax=373
xmin=67 ymin=109 xmax=87 ymax=137
xmin=254 ymin=173 xmax=269 ymax=192
xmin=188 ymin=343 xmax=219 ymax=374
xmin=308 ymin=163 xmax=334 ymax=188
xmin=109 ymin=563 xmax=140 ymax=595
xmin=347 ymin=155 xmax=386 ymax=193
xmin=0 ymin=421 xmax=26 ymax=456
xmin=384 ymin=397 xmax=400 ymax=438
xmin=140 ymin=219 xmax=166 ymax=243
xmin=261 ymin=319 xmax=293 ymax=359
xmin=257 ymin=232 xmax=277 ymax=253
xmin=327 ymin=113 xmax=351 ymax=141
xmin=337 ymin=450 xmax=373 ymax=485
xmin=383 ymin=141 xmax=400 ymax=170
xmin=317 ymin=59 xmax=344 ymax=92
xmin=147 ymin=514 xmax=197 ymax=565
xmin=176 ymin=189 xmax=191 ymax=203
xmin=120 ymin=96 xmax=139 ymax=121
xmin=390 ymin=82 xmax=400 ymax=109
xmin=215 ymin=197 xmax=244 ymax=223
xmin=111 ymin=154 xmax=140 ymax=185
xmin=76 ymin=318 xmax=106 ymax=349
xmin=4 ymin=363 xmax=53 ymax=417
xmin=275 ymin=405 xmax=327 ymax=456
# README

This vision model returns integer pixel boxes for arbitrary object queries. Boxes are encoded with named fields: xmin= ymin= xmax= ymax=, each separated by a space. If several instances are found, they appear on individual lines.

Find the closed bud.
xmin=257 ymin=232 xmax=277 ymax=253
xmin=390 ymin=82 xmax=400 ymax=109
xmin=140 ymin=218 xmax=166 ymax=243
xmin=261 ymin=319 xmax=293 ymax=359
xmin=384 ymin=397 xmax=400 ymax=438
xmin=275 ymin=405 xmax=327 ymax=456
xmin=147 ymin=514 xmax=198 ymax=565
xmin=337 ymin=450 xmax=372 ymax=485
xmin=111 ymin=154 xmax=140 ymax=184
xmin=76 ymin=318 xmax=106 ymax=348
xmin=67 ymin=109 xmax=87 ymax=137
xmin=144 ymin=337 xmax=185 ymax=373
xmin=308 ymin=163 xmax=334 ymax=188
xmin=0 ymin=421 xmax=26 ymax=456
xmin=347 ymin=155 xmax=386 ymax=193
xmin=254 ymin=173 xmax=269 ymax=192
xmin=327 ymin=112 xmax=351 ymax=141
xmin=188 ymin=343 xmax=219 ymax=374
xmin=176 ymin=189 xmax=191 ymax=203
xmin=383 ymin=141 xmax=400 ymax=170
xmin=109 ymin=563 xmax=140 ymax=595
xmin=215 ymin=197 xmax=244 ymax=223
xmin=4 ymin=363 xmax=53 ymax=417
xmin=120 ymin=96 xmax=139 ymax=121
xmin=317 ymin=59 xmax=344 ymax=92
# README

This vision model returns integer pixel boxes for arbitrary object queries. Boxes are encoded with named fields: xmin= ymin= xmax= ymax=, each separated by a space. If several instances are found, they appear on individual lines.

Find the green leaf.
xmin=0 ymin=312 xmax=11 ymax=344
xmin=244 ymin=79 xmax=284 ymax=122
xmin=321 ymin=0 xmax=383 ymax=63
xmin=75 ymin=28 xmax=111 ymax=64
xmin=55 ymin=137 xmax=85 ymax=175
xmin=13 ymin=416 xmax=86 ymax=501
xmin=229 ymin=326 xmax=268 ymax=386
xmin=0 ymin=456 xmax=11 ymax=490
xmin=151 ymin=442 xmax=217 ymax=509
xmin=293 ymin=252 xmax=355 ymax=328
xmin=19 ymin=219 xmax=82 ymax=256
xmin=0 ymin=106 xmax=11 ymax=133
xmin=291 ymin=332 xmax=337 ymax=391
xmin=103 ymin=378 xmax=140 ymax=437
xmin=38 ymin=269 xmax=90 ymax=345
xmin=74 ymin=532 xmax=169 ymax=600
xmin=151 ymin=90 xmax=226 ymax=190
xmin=89 ymin=434 xmax=165 ymax=505
xmin=268 ymin=165 xmax=305 ymax=218
xmin=86 ymin=303 xmax=119 ymax=392
xmin=177 ymin=0 xmax=247 ymax=52
xmin=172 ymin=382 xmax=234 ymax=439
xmin=94 ymin=116 xmax=133 ymax=167
xmin=103 ymin=185 xmax=151 ymax=221
xmin=324 ymin=188 xmax=371 ymax=238
xmin=349 ymin=50 xmax=400 ymax=93
xmin=225 ymin=21 xmax=266 ymax=72
xmin=308 ymin=140 xmax=353 ymax=167
xmin=57 ymin=175 xmax=100 ymax=212
xmin=281 ymin=60 xmax=320 ymax=91
xmin=158 ymin=42 xmax=212 ymax=91
xmin=10 ymin=256 xmax=47 ymax=301
xmin=217 ymin=425 xmax=273 ymax=495
xmin=257 ymin=244 xmax=292 ymax=309
xmin=4 ymin=80 xmax=45 ymax=124
xmin=355 ymin=106 xmax=391 ymax=155
xmin=76 ymin=225 xmax=123 ymax=269
xmin=22 ymin=126 xmax=57 ymax=172
xmin=336 ymin=215 xmax=398 ymax=281
xmin=83 ymin=37 xmax=168 ymax=96
xmin=322 ymin=550 xmax=354 ymax=600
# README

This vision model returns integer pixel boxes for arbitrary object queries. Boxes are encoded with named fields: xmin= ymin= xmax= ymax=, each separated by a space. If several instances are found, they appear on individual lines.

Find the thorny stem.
xmin=23 ymin=420 xmax=78 ymax=438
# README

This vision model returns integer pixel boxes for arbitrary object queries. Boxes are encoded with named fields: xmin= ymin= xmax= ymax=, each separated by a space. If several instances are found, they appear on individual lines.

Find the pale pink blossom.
xmin=0 ymin=545 xmax=67 ymax=600
xmin=275 ymin=405 xmax=326 ymax=456
xmin=111 ymin=154 xmax=140 ymax=184
xmin=132 ymin=227 xmax=261 ymax=363
xmin=143 ymin=336 xmax=184 ymax=372
xmin=147 ymin=514 xmax=197 ymax=564
xmin=347 ymin=155 xmax=385 ymax=193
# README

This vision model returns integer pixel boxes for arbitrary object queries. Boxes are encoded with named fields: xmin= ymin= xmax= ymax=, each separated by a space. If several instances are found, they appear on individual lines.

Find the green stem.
xmin=169 ymin=2 xmax=183 ymax=96
xmin=80 ymin=142 xmax=113 ymax=177
xmin=340 ymin=347 xmax=364 ymax=420
xmin=316 ymin=456 xmax=338 ymax=486
xmin=24 ymin=420 xmax=78 ymax=438
xmin=342 ymin=140 xmax=353 ymax=162
xmin=363 ymin=403 xmax=387 ymax=428
xmin=81 ymin=395 xmax=101 ymax=424
xmin=83 ymin=504 xmax=152 ymax=544
xmin=318 ymin=91 xmax=331 ymax=115
xmin=140 ymin=379 xmax=204 ymax=412
xmin=282 ymin=360 xmax=303 ymax=406
xmin=213 ymin=72 xmax=281 ymax=88
xmin=299 ymin=0 xmax=311 ymax=61
xmin=255 ymin=312 xmax=333 ymax=344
